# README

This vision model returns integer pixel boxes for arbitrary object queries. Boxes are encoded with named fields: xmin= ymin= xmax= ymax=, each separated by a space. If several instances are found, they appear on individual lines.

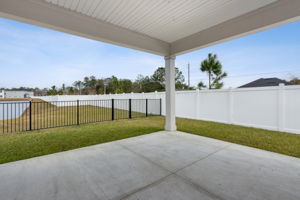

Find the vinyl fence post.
xmin=160 ymin=98 xmax=162 ymax=116
xmin=146 ymin=98 xmax=148 ymax=117
xmin=77 ymin=100 xmax=80 ymax=125
xmin=278 ymin=83 xmax=285 ymax=131
xmin=29 ymin=100 xmax=32 ymax=131
xmin=129 ymin=99 xmax=132 ymax=119
xmin=112 ymin=99 xmax=114 ymax=120
xmin=228 ymin=88 xmax=233 ymax=124
xmin=195 ymin=89 xmax=200 ymax=120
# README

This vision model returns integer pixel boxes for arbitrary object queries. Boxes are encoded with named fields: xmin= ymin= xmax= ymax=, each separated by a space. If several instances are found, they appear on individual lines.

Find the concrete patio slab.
xmin=177 ymin=142 xmax=300 ymax=200
xmin=117 ymin=131 xmax=229 ymax=172
xmin=0 ymin=131 xmax=299 ymax=200
xmin=0 ymin=141 xmax=170 ymax=200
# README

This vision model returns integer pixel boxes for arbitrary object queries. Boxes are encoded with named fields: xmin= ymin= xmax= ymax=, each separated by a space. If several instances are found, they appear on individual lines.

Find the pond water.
xmin=0 ymin=101 xmax=30 ymax=120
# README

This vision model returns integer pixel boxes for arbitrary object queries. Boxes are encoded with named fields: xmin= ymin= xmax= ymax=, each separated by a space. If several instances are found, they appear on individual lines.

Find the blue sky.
xmin=0 ymin=17 xmax=299 ymax=89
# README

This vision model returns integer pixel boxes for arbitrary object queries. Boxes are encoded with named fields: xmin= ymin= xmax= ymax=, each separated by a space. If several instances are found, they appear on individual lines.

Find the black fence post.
xmin=160 ymin=98 xmax=162 ymax=116
xmin=129 ymin=99 xmax=132 ymax=119
xmin=77 ymin=100 xmax=80 ymax=125
xmin=112 ymin=99 xmax=114 ymax=120
xmin=146 ymin=98 xmax=148 ymax=117
xmin=29 ymin=101 xmax=32 ymax=131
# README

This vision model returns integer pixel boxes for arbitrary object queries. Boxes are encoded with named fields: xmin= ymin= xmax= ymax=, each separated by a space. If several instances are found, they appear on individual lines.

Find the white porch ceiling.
xmin=0 ymin=0 xmax=299 ymax=56
xmin=44 ymin=0 xmax=276 ymax=43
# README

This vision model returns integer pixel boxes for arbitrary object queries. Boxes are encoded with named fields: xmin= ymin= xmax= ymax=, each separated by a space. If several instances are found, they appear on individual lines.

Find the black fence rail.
xmin=0 ymin=99 xmax=161 ymax=133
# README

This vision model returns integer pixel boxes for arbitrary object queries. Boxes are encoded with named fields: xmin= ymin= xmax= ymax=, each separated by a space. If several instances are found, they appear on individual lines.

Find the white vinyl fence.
xmin=36 ymin=84 xmax=300 ymax=134
xmin=38 ymin=97 xmax=160 ymax=116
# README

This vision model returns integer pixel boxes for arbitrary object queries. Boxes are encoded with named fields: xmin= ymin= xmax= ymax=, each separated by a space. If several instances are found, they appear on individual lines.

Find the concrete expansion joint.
xmin=116 ymin=137 xmax=232 ymax=200
xmin=173 ymin=143 xmax=233 ymax=175
xmin=117 ymin=173 xmax=174 ymax=200
xmin=117 ymin=143 xmax=173 ymax=174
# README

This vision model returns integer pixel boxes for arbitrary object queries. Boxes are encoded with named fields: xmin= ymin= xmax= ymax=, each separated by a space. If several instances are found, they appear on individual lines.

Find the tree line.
xmin=45 ymin=66 xmax=193 ymax=96
xmin=1 ymin=53 xmax=299 ymax=96
xmin=45 ymin=53 xmax=227 ymax=95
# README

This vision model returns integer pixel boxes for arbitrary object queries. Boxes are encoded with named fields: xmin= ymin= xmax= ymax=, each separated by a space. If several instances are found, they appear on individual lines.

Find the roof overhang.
xmin=0 ymin=0 xmax=299 ymax=56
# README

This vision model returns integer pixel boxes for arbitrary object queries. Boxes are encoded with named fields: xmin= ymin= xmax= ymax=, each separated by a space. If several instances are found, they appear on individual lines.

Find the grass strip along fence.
xmin=0 ymin=98 xmax=162 ymax=133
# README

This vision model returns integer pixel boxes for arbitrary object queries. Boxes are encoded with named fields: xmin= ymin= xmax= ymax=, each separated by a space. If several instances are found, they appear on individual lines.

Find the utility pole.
xmin=104 ymin=79 xmax=109 ymax=95
xmin=188 ymin=63 xmax=190 ymax=87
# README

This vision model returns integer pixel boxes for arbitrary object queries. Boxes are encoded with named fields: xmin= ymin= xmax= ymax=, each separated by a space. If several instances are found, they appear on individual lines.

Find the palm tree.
xmin=46 ymin=85 xmax=58 ymax=95
xmin=199 ymin=53 xmax=227 ymax=89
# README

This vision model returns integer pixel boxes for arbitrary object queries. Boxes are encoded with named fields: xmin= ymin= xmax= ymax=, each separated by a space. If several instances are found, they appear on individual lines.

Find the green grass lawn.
xmin=0 ymin=116 xmax=299 ymax=164
xmin=176 ymin=118 xmax=300 ymax=158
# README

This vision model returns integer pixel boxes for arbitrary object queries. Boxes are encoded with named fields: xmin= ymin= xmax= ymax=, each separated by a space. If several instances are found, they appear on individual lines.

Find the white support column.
xmin=165 ymin=56 xmax=176 ymax=131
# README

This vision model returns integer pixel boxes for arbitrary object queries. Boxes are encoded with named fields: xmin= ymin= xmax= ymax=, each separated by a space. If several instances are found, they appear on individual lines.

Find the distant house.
xmin=238 ymin=78 xmax=290 ymax=88
xmin=0 ymin=90 xmax=4 ymax=98
xmin=0 ymin=90 xmax=34 ymax=99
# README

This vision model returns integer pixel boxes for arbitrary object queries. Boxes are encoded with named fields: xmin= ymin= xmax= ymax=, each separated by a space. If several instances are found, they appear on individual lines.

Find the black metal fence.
xmin=0 ymin=99 xmax=161 ymax=133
